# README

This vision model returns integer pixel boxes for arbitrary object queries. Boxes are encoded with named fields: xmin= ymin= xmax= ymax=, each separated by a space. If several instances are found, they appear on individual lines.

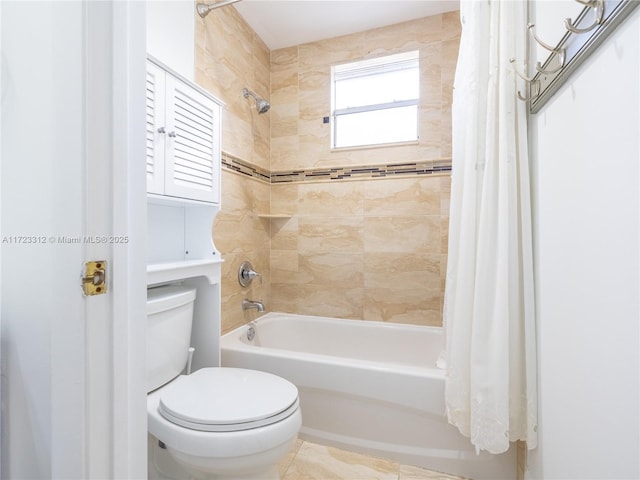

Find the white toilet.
xmin=146 ymin=284 xmax=301 ymax=480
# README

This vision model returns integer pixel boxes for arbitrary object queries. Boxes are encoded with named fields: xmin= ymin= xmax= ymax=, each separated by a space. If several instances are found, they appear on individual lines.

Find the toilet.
xmin=146 ymin=284 xmax=301 ymax=480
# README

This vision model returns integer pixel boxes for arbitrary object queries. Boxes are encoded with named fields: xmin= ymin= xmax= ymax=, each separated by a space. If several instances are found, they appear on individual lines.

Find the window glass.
xmin=334 ymin=106 xmax=418 ymax=148
xmin=335 ymin=69 xmax=419 ymax=110
xmin=332 ymin=51 xmax=419 ymax=149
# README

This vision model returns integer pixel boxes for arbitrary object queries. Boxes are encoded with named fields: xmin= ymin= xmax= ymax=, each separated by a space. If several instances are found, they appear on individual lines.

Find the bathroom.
xmin=1 ymin=1 xmax=638 ymax=479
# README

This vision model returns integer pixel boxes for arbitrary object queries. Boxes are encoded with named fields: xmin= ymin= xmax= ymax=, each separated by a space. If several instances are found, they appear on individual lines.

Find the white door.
xmin=164 ymin=74 xmax=221 ymax=203
xmin=1 ymin=1 xmax=147 ymax=478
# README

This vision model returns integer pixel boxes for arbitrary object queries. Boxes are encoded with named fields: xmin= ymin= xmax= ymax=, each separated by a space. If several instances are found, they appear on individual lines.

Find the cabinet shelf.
xmin=147 ymin=259 xmax=223 ymax=286
xmin=147 ymin=193 xmax=219 ymax=208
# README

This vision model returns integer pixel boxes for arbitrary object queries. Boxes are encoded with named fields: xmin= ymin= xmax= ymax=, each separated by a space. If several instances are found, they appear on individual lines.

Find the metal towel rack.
xmin=511 ymin=0 xmax=639 ymax=113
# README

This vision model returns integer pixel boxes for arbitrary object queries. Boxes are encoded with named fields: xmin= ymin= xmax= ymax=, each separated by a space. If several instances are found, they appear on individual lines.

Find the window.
xmin=331 ymin=51 xmax=419 ymax=149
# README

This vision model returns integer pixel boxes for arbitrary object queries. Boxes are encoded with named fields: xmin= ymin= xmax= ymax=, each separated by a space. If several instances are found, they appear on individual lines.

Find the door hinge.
xmin=82 ymin=260 xmax=107 ymax=296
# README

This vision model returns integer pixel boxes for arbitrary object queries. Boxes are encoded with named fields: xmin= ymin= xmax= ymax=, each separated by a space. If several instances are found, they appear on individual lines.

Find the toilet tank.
xmin=147 ymin=285 xmax=197 ymax=392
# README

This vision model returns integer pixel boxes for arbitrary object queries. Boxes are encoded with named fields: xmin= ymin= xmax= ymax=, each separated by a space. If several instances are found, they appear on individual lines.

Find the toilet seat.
xmin=158 ymin=367 xmax=299 ymax=432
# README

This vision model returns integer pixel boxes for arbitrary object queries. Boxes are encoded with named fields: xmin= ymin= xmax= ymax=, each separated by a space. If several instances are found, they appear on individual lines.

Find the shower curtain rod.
xmin=196 ymin=0 xmax=242 ymax=18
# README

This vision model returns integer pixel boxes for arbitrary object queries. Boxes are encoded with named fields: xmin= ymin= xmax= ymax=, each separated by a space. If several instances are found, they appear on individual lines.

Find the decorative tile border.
xmin=221 ymin=152 xmax=451 ymax=184
xmin=221 ymin=152 xmax=271 ymax=183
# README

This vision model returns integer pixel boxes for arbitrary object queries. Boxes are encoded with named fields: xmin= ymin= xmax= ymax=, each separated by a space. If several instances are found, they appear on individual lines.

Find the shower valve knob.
xmin=242 ymin=268 xmax=259 ymax=280
xmin=238 ymin=261 xmax=261 ymax=287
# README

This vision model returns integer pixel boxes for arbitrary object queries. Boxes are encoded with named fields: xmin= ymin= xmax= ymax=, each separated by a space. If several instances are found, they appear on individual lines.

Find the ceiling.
xmin=232 ymin=0 xmax=460 ymax=50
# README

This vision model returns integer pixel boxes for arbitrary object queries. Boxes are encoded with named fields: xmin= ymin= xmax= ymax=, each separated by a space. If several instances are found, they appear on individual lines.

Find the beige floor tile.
xmin=398 ymin=464 xmax=468 ymax=480
xmin=279 ymin=439 xmax=304 ymax=478
xmin=281 ymin=441 xmax=469 ymax=480
xmin=282 ymin=442 xmax=399 ymax=480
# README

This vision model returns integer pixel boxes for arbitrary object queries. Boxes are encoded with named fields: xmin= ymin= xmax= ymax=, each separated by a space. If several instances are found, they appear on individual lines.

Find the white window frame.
xmin=331 ymin=50 xmax=420 ymax=149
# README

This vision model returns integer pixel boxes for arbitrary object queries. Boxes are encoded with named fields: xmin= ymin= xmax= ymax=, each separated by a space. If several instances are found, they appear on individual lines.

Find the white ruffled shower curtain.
xmin=443 ymin=1 xmax=538 ymax=454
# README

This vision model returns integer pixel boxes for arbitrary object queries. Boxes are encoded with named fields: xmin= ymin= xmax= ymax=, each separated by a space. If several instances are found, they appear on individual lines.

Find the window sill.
xmin=331 ymin=139 xmax=419 ymax=153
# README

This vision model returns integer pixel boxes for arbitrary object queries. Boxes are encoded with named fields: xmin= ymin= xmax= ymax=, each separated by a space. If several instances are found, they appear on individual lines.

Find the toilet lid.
xmin=158 ymin=367 xmax=299 ymax=432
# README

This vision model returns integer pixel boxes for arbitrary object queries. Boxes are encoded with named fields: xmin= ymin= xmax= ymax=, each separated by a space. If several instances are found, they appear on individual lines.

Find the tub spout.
xmin=242 ymin=299 xmax=265 ymax=312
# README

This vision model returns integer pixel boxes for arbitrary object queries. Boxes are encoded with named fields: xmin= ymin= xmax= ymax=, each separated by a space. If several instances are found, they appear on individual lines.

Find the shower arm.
xmin=196 ymin=0 xmax=242 ymax=18
xmin=243 ymin=88 xmax=259 ymax=101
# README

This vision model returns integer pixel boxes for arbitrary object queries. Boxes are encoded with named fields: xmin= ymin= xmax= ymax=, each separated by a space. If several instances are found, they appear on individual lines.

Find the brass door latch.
xmin=82 ymin=260 xmax=107 ymax=296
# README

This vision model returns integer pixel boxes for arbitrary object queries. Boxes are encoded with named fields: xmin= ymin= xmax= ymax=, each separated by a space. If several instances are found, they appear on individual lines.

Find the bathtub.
xmin=221 ymin=313 xmax=515 ymax=480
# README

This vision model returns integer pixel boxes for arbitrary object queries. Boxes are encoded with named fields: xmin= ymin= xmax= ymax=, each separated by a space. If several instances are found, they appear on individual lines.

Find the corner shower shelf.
xmin=256 ymin=213 xmax=292 ymax=219
xmin=147 ymin=259 xmax=223 ymax=286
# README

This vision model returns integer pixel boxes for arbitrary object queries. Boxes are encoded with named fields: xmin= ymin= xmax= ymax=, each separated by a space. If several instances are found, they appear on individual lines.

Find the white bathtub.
xmin=221 ymin=313 xmax=516 ymax=480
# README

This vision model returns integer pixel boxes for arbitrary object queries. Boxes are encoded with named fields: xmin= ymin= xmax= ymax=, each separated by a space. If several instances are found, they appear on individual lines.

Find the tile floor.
xmin=279 ymin=440 xmax=467 ymax=480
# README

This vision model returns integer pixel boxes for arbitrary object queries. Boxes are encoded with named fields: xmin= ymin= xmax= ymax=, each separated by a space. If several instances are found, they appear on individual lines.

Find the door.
xmin=164 ymin=74 xmax=221 ymax=203
xmin=1 ymin=1 xmax=146 ymax=478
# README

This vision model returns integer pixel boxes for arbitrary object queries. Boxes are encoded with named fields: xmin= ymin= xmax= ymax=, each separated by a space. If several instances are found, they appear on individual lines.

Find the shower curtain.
xmin=443 ymin=0 xmax=537 ymax=454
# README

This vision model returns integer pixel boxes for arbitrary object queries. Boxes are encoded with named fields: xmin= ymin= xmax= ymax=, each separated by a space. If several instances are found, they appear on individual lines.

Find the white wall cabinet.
xmin=145 ymin=57 xmax=224 ymax=370
xmin=146 ymin=57 xmax=221 ymax=204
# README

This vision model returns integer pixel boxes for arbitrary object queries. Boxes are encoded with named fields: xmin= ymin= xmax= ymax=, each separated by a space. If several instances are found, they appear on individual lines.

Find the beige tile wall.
xmin=195 ymin=6 xmax=271 ymax=333
xmin=271 ymin=175 xmax=451 ymax=326
xmin=270 ymin=12 xmax=461 ymax=170
xmin=269 ymin=12 xmax=460 ymax=326
xmin=213 ymin=172 xmax=271 ymax=333
xmin=195 ymin=4 xmax=460 ymax=331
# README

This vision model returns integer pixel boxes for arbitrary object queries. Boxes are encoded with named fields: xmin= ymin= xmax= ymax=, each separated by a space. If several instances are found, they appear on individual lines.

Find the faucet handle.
xmin=238 ymin=260 xmax=261 ymax=287
xmin=244 ymin=269 xmax=260 ymax=280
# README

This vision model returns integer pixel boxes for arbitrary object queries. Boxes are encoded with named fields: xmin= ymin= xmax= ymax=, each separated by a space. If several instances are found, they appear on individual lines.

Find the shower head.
xmin=243 ymin=88 xmax=270 ymax=114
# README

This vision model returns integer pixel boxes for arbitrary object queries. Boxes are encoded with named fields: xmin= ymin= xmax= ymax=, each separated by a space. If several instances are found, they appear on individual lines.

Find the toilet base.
xmin=148 ymin=433 xmax=292 ymax=480
xmin=168 ymin=438 xmax=292 ymax=480
xmin=149 ymin=434 xmax=191 ymax=480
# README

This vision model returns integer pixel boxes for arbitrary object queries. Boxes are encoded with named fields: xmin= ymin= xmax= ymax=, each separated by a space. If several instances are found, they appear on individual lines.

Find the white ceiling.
xmin=232 ymin=0 xmax=460 ymax=50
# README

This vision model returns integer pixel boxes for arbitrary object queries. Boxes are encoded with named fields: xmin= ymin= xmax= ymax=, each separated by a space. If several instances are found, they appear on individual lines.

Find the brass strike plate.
xmin=82 ymin=260 xmax=107 ymax=296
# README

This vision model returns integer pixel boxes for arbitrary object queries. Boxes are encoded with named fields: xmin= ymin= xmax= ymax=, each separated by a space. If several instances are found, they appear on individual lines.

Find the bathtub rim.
xmin=221 ymin=311 xmax=446 ymax=378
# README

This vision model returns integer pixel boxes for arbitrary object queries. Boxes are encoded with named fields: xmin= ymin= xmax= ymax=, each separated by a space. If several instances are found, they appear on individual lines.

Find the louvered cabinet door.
xmin=163 ymin=75 xmax=221 ymax=204
xmin=145 ymin=61 xmax=166 ymax=195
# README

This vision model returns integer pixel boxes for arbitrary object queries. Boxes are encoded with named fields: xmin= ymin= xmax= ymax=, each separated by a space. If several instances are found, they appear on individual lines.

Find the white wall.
xmin=527 ymin=6 xmax=640 ymax=480
xmin=146 ymin=0 xmax=195 ymax=79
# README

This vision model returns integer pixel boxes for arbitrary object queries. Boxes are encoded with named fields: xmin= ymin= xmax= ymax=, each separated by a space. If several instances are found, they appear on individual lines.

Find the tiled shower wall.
xmin=195 ymin=7 xmax=272 ymax=333
xmin=268 ymin=13 xmax=460 ymax=325
xmin=194 ymin=5 xmax=460 ymax=332
xmin=270 ymin=176 xmax=451 ymax=325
